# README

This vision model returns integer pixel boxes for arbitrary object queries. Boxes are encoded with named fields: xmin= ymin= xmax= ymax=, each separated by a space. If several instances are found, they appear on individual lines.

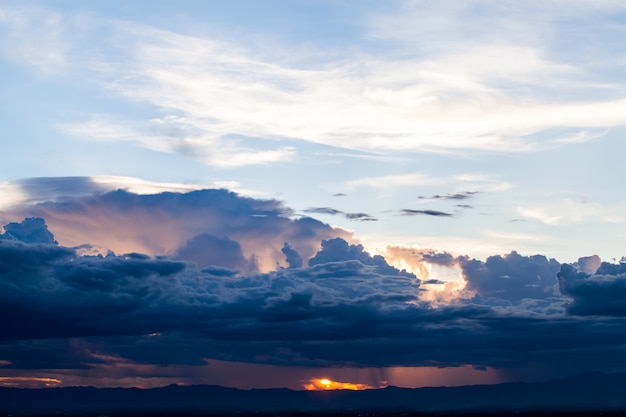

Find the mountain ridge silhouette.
xmin=1 ymin=371 xmax=625 ymax=414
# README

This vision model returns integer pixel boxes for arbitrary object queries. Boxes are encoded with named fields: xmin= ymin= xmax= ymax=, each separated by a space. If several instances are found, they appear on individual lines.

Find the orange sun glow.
xmin=0 ymin=377 xmax=62 ymax=388
xmin=303 ymin=377 xmax=379 ymax=391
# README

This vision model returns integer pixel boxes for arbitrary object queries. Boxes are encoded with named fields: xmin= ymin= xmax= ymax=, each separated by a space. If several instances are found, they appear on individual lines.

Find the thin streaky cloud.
xmin=304 ymin=207 xmax=344 ymax=216
xmin=342 ymin=172 xmax=511 ymax=192
xmin=399 ymin=209 xmax=453 ymax=217
xmin=345 ymin=212 xmax=377 ymax=222
xmin=304 ymin=207 xmax=377 ymax=222
xmin=419 ymin=191 xmax=480 ymax=201
xmin=517 ymin=199 xmax=625 ymax=225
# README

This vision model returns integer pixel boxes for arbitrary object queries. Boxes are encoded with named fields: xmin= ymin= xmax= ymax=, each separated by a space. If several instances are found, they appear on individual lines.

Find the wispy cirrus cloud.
xmin=517 ymin=198 xmax=625 ymax=225
xmin=341 ymin=172 xmax=511 ymax=192
xmin=4 ymin=3 xmax=626 ymax=167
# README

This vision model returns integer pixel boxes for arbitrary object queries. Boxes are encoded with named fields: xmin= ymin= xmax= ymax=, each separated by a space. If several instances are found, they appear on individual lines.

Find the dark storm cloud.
xmin=0 ymin=223 xmax=626 ymax=376
xmin=418 ymin=191 xmax=479 ymax=201
xmin=558 ymin=261 xmax=626 ymax=316
xmin=459 ymin=251 xmax=561 ymax=303
xmin=0 ymin=239 xmax=74 ymax=280
xmin=399 ymin=209 xmax=453 ymax=217
xmin=4 ymin=214 xmax=626 ymax=379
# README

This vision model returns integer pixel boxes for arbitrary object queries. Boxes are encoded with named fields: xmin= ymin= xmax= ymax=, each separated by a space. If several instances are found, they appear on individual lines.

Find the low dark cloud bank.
xmin=1 ymin=188 xmax=626 ymax=382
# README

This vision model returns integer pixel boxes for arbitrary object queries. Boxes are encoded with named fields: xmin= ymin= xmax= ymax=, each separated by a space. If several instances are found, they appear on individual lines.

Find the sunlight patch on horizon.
xmin=0 ymin=376 xmax=62 ymax=388
xmin=303 ymin=378 xmax=382 ymax=391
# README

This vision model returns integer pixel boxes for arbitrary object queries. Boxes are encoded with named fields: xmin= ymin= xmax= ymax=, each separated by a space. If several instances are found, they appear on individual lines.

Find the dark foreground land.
xmin=1 ymin=372 xmax=626 ymax=416
xmin=6 ymin=412 xmax=626 ymax=417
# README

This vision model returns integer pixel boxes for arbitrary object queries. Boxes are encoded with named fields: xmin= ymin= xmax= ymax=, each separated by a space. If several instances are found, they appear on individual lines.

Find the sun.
xmin=303 ymin=378 xmax=378 ymax=391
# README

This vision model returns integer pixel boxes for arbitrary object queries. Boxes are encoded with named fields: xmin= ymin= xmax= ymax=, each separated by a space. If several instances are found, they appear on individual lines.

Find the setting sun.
xmin=303 ymin=378 xmax=378 ymax=391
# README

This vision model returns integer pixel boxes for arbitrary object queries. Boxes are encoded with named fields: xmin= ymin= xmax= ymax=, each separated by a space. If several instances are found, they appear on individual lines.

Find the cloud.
xmin=341 ymin=172 xmax=511 ymax=193
xmin=281 ymin=242 xmax=303 ymax=269
xmin=0 ymin=176 xmax=211 ymax=211
xmin=459 ymin=251 xmax=561 ymax=303
xmin=399 ymin=209 xmax=453 ymax=217
xmin=558 ymin=260 xmax=626 ymax=316
xmin=6 ymin=3 xmax=626 ymax=167
xmin=379 ymin=246 xmax=459 ymax=281
xmin=418 ymin=191 xmax=479 ymax=201
xmin=3 ymin=219 xmax=626 ymax=382
xmin=422 ymin=279 xmax=445 ymax=285
xmin=344 ymin=212 xmax=377 ymax=221
xmin=517 ymin=198 xmax=625 ymax=225
xmin=0 ymin=217 xmax=57 ymax=245
xmin=59 ymin=115 xmax=297 ymax=167
xmin=173 ymin=233 xmax=255 ymax=272
xmin=0 ymin=188 xmax=625 ymax=383
xmin=304 ymin=207 xmax=343 ymax=216
xmin=0 ymin=5 xmax=71 ymax=74
xmin=576 ymin=254 xmax=602 ymax=274
xmin=308 ymin=238 xmax=415 ymax=278
xmin=2 ymin=183 xmax=353 ymax=272
xmin=304 ymin=207 xmax=377 ymax=222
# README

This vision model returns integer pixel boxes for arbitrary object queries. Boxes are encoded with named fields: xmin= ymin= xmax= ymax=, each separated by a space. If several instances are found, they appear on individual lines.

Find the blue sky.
xmin=2 ymin=0 xmax=626 ymax=261
xmin=1 ymin=1 xmax=626 ymax=390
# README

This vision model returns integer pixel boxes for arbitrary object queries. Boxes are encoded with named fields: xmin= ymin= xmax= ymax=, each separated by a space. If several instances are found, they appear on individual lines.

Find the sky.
xmin=1 ymin=0 xmax=626 ymax=391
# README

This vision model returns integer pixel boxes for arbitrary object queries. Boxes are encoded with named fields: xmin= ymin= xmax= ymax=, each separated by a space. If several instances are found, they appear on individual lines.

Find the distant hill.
xmin=1 ymin=372 xmax=626 ymax=415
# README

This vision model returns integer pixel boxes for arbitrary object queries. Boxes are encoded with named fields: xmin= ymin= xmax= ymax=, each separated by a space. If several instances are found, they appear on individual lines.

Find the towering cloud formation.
xmin=3 ymin=186 xmax=352 ymax=272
